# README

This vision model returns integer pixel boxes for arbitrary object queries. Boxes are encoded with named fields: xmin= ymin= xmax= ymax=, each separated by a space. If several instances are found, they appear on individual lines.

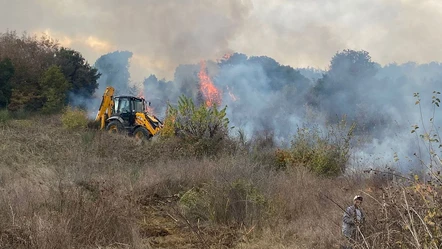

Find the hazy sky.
xmin=1 ymin=0 xmax=442 ymax=81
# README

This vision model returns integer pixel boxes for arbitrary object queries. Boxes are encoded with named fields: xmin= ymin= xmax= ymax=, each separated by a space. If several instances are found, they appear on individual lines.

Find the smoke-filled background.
xmin=2 ymin=0 xmax=442 ymax=170
xmin=3 ymin=0 xmax=442 ymax=81
xmin=165 ymin=52 xmax=441 ymax=166
xmin=89 ymin=49 xmax=442 ymax=173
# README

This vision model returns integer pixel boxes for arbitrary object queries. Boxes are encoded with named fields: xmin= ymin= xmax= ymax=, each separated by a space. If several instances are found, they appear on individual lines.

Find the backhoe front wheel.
xmin=106 ymin=120 xmax=124 ymax=133
xmin=133 ymin=127 xmax=152 ymax=140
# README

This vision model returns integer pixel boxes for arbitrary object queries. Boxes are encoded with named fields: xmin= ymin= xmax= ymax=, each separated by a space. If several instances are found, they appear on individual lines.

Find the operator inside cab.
xmin=120 ymin=99 xmax=130 ymax=113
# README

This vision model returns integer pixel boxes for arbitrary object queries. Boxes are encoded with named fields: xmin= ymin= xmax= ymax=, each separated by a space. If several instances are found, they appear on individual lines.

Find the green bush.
xmin=167 ymin=95 xmax=229 ymax=139
xmin=0 ymin=109 xmax=10 ymax=123
xmin=61 ymin=106 xmax=88 ymax=130
xmin=290 ymin=119 xmax=355 ymax=177
xmin=163 ymin=95 xmax=230 ymax=157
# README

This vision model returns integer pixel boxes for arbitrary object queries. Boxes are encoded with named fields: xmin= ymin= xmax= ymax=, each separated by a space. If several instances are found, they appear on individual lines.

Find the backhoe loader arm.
xmin=95 ymin=87 xmax=115 ymax=129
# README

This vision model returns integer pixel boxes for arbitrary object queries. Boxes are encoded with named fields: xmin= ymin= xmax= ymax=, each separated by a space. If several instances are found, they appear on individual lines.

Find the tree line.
xmin=0 ymin=31 xmax=100 ymax=113
xmin=3 ymin=28 xmax=440 ymax=134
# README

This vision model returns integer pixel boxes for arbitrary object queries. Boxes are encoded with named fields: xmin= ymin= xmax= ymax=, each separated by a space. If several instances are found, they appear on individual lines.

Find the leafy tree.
xmin=0 ymin=31 xmax=58 ymax=111
xmin=0 ymin=58 xmax=14 ymax=108
xmin=308 ymin=50 xmax=382 ymax=126
xmin=0 ymin=31 xmax=100 ymax=111
xmin=39 ymin=66 xmax=70 ymax=114
xmin=329 ymin=49 xmax=377 ymax=79
xmin=0 ymin=31 xmax=57 ymax=83
xmin=55 ymin=47 xmax=100 ymax=98
xmin=248 ymin=56 xmax=311 ymax=91
xmin=94 ymin=51 xmax=132 ymax=94
xmin=143 ymin=74 xmax=172 ymax=105
xmin=218 ymin=52 xmax=248 ymax=67
xmin=219 ymin=53 xmax=311 ymax=92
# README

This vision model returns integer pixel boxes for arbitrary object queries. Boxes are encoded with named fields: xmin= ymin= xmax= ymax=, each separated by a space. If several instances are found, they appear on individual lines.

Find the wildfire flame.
xmin=216 ymin=53 xmax=233 ymax=63
xmin=198 ymin=60 xmax=221 ymax=107
xmin=222 ymin=53 xmax=232 ymax=60
xmin=137 ymin=89 xmax=155 ymax=115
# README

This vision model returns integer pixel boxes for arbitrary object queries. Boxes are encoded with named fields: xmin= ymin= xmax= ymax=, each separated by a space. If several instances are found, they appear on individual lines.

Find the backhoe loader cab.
xmin=113 ymin=96 xmax=144 ymax=118
xmin=95 ymin=87 xmax=163 ymax=140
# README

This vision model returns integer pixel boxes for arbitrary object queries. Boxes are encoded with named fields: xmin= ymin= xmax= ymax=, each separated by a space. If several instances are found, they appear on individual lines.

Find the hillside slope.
xmin=1 ymin=115 xmax=440 ymax=249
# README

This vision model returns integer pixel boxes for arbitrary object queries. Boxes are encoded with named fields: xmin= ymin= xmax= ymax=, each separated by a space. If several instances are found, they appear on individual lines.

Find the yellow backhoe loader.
xmin=95 ymin=86 xmax=163 ymax=139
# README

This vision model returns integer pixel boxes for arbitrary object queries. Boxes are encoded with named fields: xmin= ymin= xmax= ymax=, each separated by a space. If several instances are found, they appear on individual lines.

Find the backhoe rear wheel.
xmin=106 ymin=120 xmax=124 ymax=134
xmin=133 ymin=126 xmax=152 ymax=140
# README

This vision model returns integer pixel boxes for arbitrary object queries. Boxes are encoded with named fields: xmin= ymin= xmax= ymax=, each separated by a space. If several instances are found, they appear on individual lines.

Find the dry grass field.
xmin=0 ymin=115 xmax=441 ymax=249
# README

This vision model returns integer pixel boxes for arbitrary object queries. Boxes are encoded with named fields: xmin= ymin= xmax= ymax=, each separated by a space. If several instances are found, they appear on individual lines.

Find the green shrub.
xmin=289 ymin=119 xmax=355 ymax=177
xmin=0 ymin=109 xmax=10 ymax=123
xmin=163 ymin=95 xmax=230 ymax=157
xmin=166 ymin=95 xmax=229 ymax=139
xmin=61 ymin=106 xmax=88 ymax=130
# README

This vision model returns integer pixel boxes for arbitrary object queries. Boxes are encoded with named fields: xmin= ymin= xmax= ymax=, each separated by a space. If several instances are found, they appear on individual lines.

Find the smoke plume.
xmin=134 ymin=51 xmax=442 ymax=173
xmin=3 ymin=0 xmax=442 ymax=81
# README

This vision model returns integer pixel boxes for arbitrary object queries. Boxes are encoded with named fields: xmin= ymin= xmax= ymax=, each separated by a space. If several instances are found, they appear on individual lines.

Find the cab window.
xmin=113 ymin=98 xmax=119 ymax=114
xmin=117 ymin=98 xmax=131 ymax=113
xmin=133 ymin=99 xmax=144 ymax=113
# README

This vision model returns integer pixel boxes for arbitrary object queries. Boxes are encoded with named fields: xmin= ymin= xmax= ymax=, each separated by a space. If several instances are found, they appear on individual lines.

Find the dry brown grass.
xmin=1 ymin=115 xmax=440 ymax=249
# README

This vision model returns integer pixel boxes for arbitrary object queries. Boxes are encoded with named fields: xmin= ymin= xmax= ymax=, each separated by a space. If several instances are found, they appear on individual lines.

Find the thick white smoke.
xmin=136 ymin=52 xmax=442 ymax=173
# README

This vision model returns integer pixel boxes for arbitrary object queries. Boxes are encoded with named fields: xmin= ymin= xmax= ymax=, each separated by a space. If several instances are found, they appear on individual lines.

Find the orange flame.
xmin=198 ymin=61 xmax=221 ymax=107
xmin=222 ymin=53 xmax=232 ymax=60
xmin=216 ymin=53 xmax=233 ymax=63
xmin=137 ymin=89 xmax=156 ymax=115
